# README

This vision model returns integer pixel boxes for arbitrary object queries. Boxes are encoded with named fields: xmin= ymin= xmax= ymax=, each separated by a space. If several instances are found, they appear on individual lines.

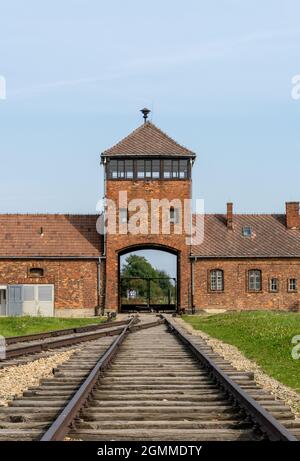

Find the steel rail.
xmin=3 ymin=322 xmax=134 ymax=361
xmin=163 ymin=315 xmax=298 ymax=442
xmin=40 ymin=317 xmax=164 ymax=441
xmin=5 ymin=319 xmax=130 ymax=345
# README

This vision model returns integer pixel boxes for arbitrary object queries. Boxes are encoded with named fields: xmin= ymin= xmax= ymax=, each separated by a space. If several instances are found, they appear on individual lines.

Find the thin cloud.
xmin=9 ymin=29 xmax=300 ymax=98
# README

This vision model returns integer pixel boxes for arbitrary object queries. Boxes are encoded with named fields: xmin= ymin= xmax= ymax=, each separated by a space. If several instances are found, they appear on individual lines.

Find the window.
xmin=270 ymin=278 xmax=279 ymax=293
xmin=172 ymin=160 xmax=179 ymax=178
xmin=117 ymin=160 xmax=125 ymax=178
xmin=23 ymin=286 xmax=35 ymax=301
xmin=109 ymin=159 xmax=133 ymax=179
xmin=109 ymin=160 xmax=118 ymax=179
xmin=137 ymin=160 xmax=145 ymax=178
xmin=179 ymin=159 xmax=188 ymax=178
xmin=170 ymin=207 xmax=180 ymax=224
xmin=10 ymin=286 xmax=22 ymax=302
xmin=288 ymin=278 xmax=297 ymax=292
xmin=210 ymin=270 xmax=224 ymax=291
xmin=29 ymin=267 xmax=44 ymax=277
xmin=248 ymin=270 xmax=261 ymax=292
xmin=163 ymin=159 xmax=188 ymax=179
xmin=38 ymin=286 xmax=53 ymax=302
xmin=125 ymin=160 xmax=133 ymax=179
xmin=119 ymin=208 xmax=128 ymax=225
xmin=145 ymin=160 xmax=152 ymax=178
xmin=136 ymin=159 xmax=160 ymax=179
xmin=152 ymin=159 xmax=160 ymax=179
xmin=109 ymin=158 xmax=190 ymax=180
xmin=163 ymin=160 xmax=172 ymax=178
xmin=242 ymin=226 xmax=252 ymax=237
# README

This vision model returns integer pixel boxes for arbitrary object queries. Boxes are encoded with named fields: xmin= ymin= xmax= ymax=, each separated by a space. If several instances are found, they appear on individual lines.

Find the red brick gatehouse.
xmin=0 ymin=112 xmax=299 ymax=316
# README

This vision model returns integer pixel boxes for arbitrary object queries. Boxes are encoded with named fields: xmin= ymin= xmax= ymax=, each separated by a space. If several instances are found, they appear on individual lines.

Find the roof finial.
xmin=140 ymin=107 xmax=151 ymax=123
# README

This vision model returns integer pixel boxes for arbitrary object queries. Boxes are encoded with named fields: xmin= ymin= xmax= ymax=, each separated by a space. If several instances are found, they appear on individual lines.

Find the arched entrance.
xmin=118 ymin=244 xmax=179 ymax=312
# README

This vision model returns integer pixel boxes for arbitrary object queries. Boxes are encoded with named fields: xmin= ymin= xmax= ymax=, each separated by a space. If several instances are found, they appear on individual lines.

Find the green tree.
xmin=120 ymin=255 xmax=175 ymax=305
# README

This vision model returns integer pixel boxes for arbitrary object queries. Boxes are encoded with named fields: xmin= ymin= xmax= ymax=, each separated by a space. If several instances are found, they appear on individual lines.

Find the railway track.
xmin=0 ymin=315 xmax=299 ymax=442
xmin=5 ymin=318 xmax=128 ymax=346
xmin=0 ymin=318 xmax=134 ymax=368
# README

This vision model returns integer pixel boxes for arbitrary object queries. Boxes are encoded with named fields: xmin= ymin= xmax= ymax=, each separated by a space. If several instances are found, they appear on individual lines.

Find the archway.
xmin=118 ymin=244 xmax=179 ymax=312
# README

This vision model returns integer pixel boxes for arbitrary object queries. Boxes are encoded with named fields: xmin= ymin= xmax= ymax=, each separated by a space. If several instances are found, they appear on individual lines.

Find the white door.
xmin=8 ymin=285 xmax=23 ymax=316
xmin=36 ymin=285 xmax=54 ymax=316
xmin=22 ymin=285 xmax=37 ymax=316
xmin=0 ymin=287 xmax=7 ymax=315
xmin=8 ymin=284 xmax=54 ymax=317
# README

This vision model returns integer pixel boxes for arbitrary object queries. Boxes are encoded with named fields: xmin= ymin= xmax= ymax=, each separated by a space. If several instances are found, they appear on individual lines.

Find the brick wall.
xmin=104 ymin=179 xmax=192 ymax=311
xmin=193 ymin=258 xmax=300 ymax=311
xmin=0 ymin=259 xmax=98 ymax=313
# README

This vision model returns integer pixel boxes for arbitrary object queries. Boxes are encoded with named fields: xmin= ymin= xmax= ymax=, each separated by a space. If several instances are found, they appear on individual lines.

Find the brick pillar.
xmin=227 ymin=202 xmax=233 ymax=230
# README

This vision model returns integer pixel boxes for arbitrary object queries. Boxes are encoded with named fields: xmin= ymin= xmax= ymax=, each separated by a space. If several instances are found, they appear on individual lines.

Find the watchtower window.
xmin=179 ymin=159 xmax=188 ymax=178
xmin=108 ymin=158 xmax=190 ymax=180
xmin=163 ymin=159 xmax=189 ymax=179
xmin=117 ymin=160 xmax=125 ymax=178
xmin=109 ymin=160 xmax=118 ymax=179
xmin=137 ymin=160 xmax=145 ymax=178
xmin=125 ymin=160 xmax=133 ymax=179
xmin=152 ymin=159 xmax=160 ymax=178
xmin=163 ymin=160 xmax=172 ymax=178
xmin=145 ymin=160 xmax=152 ymax=178
xmin=172 ymin=160 xmax=179 ymax=178
xmin=136 ymin=159 xmax=161 ymax=179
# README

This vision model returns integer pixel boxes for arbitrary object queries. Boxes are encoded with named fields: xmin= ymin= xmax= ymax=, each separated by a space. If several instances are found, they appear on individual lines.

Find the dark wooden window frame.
xmin=287 ymin=278 xmax=298 ymax=293
xmin=107 ymin=158 xmax=191 ymax=181
xmin=208 ymin=269 xmax=224 ymax=293
xmin=247 ymin=269 xmax=262 ymax=293
xmin=269 ymin=277 xmax=279 ymax=293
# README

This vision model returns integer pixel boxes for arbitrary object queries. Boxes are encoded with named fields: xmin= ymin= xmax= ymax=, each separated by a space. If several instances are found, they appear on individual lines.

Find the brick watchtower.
xmin=101 ymin=110 xmax=196 ymax=312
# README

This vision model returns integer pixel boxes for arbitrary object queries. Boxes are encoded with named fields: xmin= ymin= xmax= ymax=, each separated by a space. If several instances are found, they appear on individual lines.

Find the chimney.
xmin=286 ymin=202 xmax=300 ymax=229
xmin=227 ymin=202 xmax=233 ymax=230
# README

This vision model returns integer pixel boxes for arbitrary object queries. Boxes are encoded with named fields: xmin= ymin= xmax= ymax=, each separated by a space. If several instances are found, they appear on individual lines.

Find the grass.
xmin=182 ymin=311 xmax=300 ymax=393
xmin=0 ymin=316 xmax=106 ymax=338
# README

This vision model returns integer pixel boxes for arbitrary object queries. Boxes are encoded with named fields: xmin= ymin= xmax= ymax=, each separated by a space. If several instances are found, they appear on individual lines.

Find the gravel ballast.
xmin=0 ymin=349 xmax=76 ymax=406
xmin=175 ymin=317 xmax=300 ymax=417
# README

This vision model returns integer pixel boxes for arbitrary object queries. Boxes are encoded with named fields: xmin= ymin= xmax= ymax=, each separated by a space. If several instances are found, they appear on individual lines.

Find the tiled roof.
xmin=102 ymin=122 xmax=196 ymax=158
xmin=0 ymin=214 xmax=102 ymax=258
xmin=1 ymin=213 xmax=299 ymax=259
xmin=191 ymin=214 xmax=300 ymax=258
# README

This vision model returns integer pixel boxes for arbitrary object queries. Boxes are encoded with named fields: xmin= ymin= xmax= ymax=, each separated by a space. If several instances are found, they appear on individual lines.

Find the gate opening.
xmin=119 ymin=248 xmax=178 ymax=312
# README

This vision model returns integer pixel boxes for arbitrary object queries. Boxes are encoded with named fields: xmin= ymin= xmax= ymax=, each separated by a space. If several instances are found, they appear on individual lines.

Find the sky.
xmin=121 ymin=250 xmax=177 ymax=279
xmin=0 ymin=0 xmax=300 ymax=216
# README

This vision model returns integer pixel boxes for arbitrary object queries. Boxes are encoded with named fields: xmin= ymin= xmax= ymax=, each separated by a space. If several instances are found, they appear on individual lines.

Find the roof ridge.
xmin=192 ymin=213 xmax=286 ymax=217
xmin=0 ymin=213 xmax=99 ymax=217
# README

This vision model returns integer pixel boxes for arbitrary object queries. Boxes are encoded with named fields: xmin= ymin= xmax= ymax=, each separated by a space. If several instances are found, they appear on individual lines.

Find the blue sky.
xmin=0 ymin=0 xmax=300 ymax=215
xmin=121 ymin=250 xmax=177 ymax=279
